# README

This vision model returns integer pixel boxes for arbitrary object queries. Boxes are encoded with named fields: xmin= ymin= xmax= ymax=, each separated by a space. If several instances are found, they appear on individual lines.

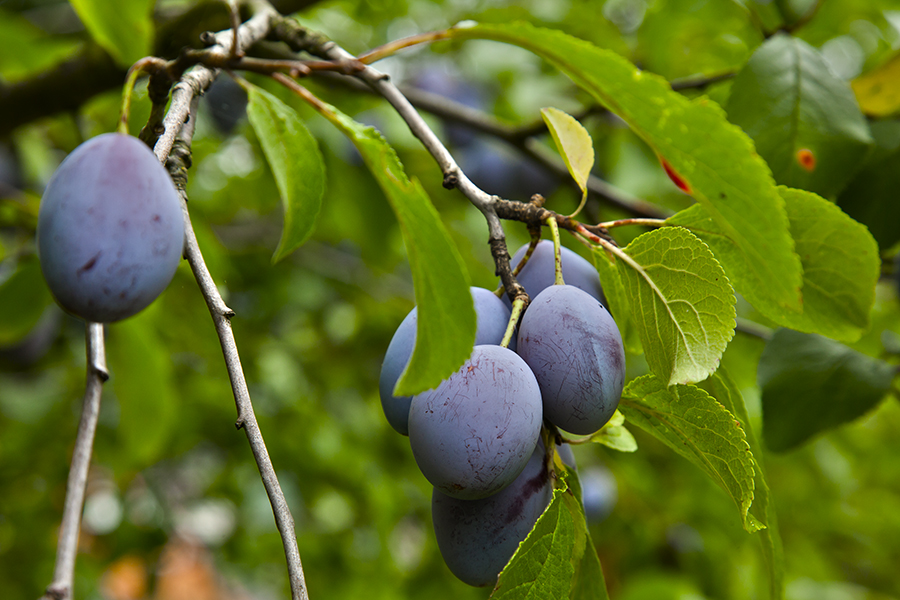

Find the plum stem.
xmin=502 ymin=297 xmax=526 ymax=348
xmin=546 ymin=217 xmax=565 ymax=286
xmin=40 ymin=323 xmax=107 ymax=600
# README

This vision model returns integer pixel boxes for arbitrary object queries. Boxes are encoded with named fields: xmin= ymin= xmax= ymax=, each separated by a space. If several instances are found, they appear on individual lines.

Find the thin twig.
xmin=150 ymin=6 xmax=309 ymax=600
xmin=40 ymin=323 xmax=108 ymax=600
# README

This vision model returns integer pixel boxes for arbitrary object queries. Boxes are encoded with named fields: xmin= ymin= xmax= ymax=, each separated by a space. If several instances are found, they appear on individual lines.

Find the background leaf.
xmin=837 ymin=120 xmax=900 ymax=250
xmin=758 ymin=329 xmax=895 ymax=452
xmin=852 ymin=51 xmax=900 ymax=117
xmin=68 ymin=0 xmax=154 ymax=67
xmin=0 ymin=257 xmax=52 ymax=345
xmin=669 ymin=187 xmax=879 ymax=342
xmin=616 ymin=227 xmax=735 ymax=386
xmin=244 ymin=82 xmax=325 ymax=263
xmin=620 ymin=374 xmax=760 ymax=532
xmin=726 ymin=33 xmax=873 ymax=197
xmin=310 ymin=100 xmax=476 ymax=396
xmin=540 ymin=107 xmax=594 ymax=195
xmin=449 ymin=21 xmax=803 ymax=315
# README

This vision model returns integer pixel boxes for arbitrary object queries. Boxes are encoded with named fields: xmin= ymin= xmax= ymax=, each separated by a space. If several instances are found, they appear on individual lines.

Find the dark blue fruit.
xmin=37 ymin=133 xmax=184 ymax=323
xmin=408 ymin=345 xmax=542 ymax=499
xmin=506 ymin=240 xmax=604 ymax=307
xmin=517 ymin=285 xmax=625 ymax=435
xmin=432 ymin=441 xmax=553 ymax=586
xmin=379 ymin=287 xmax=512 ymax=435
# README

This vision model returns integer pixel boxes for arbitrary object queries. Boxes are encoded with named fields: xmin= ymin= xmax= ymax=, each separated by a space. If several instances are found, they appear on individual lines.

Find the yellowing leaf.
xmin=852 ymin=52 xmax=900 ymax=117
xmin=541 ymin=107 xmax=594 ymax=195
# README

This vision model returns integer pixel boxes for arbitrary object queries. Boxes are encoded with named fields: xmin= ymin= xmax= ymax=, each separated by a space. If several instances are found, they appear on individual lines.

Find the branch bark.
xmin=40 ymin=323 xmax=108 ymax=600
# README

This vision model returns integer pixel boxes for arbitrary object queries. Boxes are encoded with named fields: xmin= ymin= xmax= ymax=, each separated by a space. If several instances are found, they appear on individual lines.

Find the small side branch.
xmin=40 ymin=323 xmax=108 ymax=600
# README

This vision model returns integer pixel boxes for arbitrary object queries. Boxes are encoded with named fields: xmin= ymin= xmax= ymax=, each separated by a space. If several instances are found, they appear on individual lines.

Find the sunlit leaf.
xmin=759 ymin=329 xmax=894 ymax=452
xmin=69 ymin=0 xmax=153 ymax=66
xmin=587 ymin=411 xmax=637 ymax=453
xmin=541 ymin=107 xmax=593 ymax=195
xmin=852 ymin=51 xmax=900 ymax=117
xmin=669 ymin=186 xmax=878 ymax=342
xmin=620 ymin=374 xmax=760 ymax=532
xmin=243 ymin=82 xmax=325 ymax=262
xmin=617 ymin=227 xmax=735 ymax=386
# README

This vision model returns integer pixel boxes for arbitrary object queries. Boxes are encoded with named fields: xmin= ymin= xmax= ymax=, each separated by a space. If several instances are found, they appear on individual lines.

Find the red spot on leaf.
xmin=796 ymin=148 xmax=816 ymax=172
xmin=660 ymin=157 xmax=692 ymax=194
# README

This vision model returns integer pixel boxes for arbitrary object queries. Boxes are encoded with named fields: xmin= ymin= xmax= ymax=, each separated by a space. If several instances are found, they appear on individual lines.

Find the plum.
xmin=517 ymin=285 xmax=625 ymax=435
xmin=431 ymin=442 xmax=552 ymax=586
xmin=379 ymin=287 xmax=512 ymax=435
xmin=408 ymin=345 xmax=542 ymax=499
xmin=506 ymin=240 xmax=604 ymax=307
xmin=37 ymin=133 xmax=184 ymax=322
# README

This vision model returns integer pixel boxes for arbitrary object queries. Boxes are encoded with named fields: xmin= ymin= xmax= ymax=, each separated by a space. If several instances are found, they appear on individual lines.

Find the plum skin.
xmin=431 ymin=442 xmax=553 ymax=587
xmin=507 ymin=240 xmax=604 ymax=307
xmin=517 ymin=284 xmax=625 ymax=435
xmin=408 ymin=345 xmax=542 ymax=500
xmin=379 ymin=287 xmax=512 ymax=435
xmin=37 ymin=133 xmax=184 ymax=323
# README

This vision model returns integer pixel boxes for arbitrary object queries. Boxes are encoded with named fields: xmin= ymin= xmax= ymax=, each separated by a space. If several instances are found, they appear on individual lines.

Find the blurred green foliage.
xmin=2 ymin=0 xmax=900 ymax=599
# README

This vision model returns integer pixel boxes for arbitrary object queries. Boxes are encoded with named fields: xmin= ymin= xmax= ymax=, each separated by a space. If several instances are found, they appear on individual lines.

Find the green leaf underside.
xmin=591 ymin=247 xmax=641 ymax=355
xmin=494 ymin=472 xmax=609 ymax=600
xmin=759 ymin=329 xmax=894 ymax=453
xmin=69 ymin=0 xmax=154 ymax=66
xmin=448 ymin=21 xmax=802 ymax=314
xmin=311 ymin=100 xmax=476 ymax=395
xmin=0 ymin=258 xmax=53 ymax=345
xmin=620 ymin=374 xmax=760 ymax=533
xmin=617 ymin=227 xmax=735 ymax=386
xmin=669 ymin=187 xmax=878 ymax=342
xmin=244 ymin=84 xmax=325 ymax=263
xmin=541 ymin=107 xmax=594 ymax=194
xmin=705 ymin=369 xmax=785 ymax=600
xmin=726 ymin=34 xmax=872 ymax=197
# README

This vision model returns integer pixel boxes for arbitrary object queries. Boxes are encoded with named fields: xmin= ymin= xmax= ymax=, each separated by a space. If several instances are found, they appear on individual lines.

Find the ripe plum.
xmin=517 ymin=285 xmax=625 ymax=435
xmin=408 ymin=345 xmax=542 ymax=499
xmin=507 ymin=240 xmax=604 ymax=306
xmin=37 ymin=133 xmax=184 ymax=322
xmin=379 ymin=287 xmax=512 ymax=435
xmin=431 ymin=442 xmax=552 ymax=586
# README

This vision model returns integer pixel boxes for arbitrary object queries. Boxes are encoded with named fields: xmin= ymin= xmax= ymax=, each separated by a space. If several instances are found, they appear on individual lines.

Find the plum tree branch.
xmin=149 ymin=7 xmax=309 ymax=600
xmin=40 ymin=323 xmax=108 ymax=600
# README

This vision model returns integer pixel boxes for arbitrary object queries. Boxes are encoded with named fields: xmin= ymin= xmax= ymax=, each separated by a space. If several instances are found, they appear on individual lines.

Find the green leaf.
xmin=0 ymin=8 xmax=80 ymax=82
xmin=107 ymin=308 xmax=178 ymax=468
xmin=705 ymin=369 xmax=785 ymax=600
xmin=493 ymin=473 xmax=609 ymax=600
xmin=669 ymin=186 xmax=878 ymax=342
xmin=68 ymin=0 xmax=154 ymax=67
xmin=837 ymin=120 xmax=900 ymax=250
xmin=590 ymin=246 xmax=641 ymax=355
xmin=586 ymin=411 xmax=637 ymax=453
xmin=616 ymin=227 xmax=735 ymax=386
xmin=541 ymin=107 xmax=594 ymax=195
xmin=243 ymin=82 xmax=325 ymax=262
xmin=448 ymin=21 xmax=802 ymax=315
xmin=309 ymin=99 xmax=475 ymax=395
xmin=758 ymin=329 xmax=895 ymax=453
xmin=620 ymin=374 xmax=760 ymax=532
xmin=0 ymin=257 xmax=53 ymax=345
xmin=852 ymin=52 xmax=900 ymax=117
xmin=726 ymin=33 xmax=873 ymax=197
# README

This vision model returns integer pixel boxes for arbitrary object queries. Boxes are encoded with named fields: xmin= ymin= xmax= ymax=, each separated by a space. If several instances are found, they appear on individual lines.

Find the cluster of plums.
xmin=36 ymin=133 xmax=185 ymax=323
xmin=379 ymin=241 xmax=626 ymax=586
